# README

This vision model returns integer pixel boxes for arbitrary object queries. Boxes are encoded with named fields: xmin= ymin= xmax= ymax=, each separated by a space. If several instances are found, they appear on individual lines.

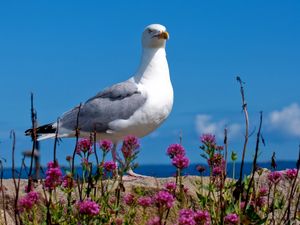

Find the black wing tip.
xmin=25 ymin=123 xmax=56 ymax=136
xmin=25 ymin=128 xmax=32 ymax=136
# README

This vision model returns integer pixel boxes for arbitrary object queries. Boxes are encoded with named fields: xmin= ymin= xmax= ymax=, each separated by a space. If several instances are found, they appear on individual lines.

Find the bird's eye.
xmin=148 ymin=29 xmax=153 ymax=34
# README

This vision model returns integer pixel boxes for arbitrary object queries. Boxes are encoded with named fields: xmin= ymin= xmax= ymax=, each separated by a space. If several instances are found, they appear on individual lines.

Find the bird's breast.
xmin=139 ymin=80 xmax=174 ymax=126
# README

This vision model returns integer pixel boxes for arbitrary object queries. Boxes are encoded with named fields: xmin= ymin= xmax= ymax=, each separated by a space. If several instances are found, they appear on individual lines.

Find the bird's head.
xmin=142 ymin=24 xmax=169 ymax=49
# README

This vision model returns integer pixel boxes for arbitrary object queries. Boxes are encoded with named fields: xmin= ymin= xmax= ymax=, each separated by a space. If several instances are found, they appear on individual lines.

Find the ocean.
xmin=1 ymin=161 xmax=297 ymax=179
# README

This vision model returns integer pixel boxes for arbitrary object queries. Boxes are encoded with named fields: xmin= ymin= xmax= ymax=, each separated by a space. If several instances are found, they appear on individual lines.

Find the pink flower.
xmin=285 ymin=168 xmax=298 ymax=180
xmin=178 ymin=209 xmax=195 ymax=225
xmin=18 ymin=191 xmax=39 ymax=213
xmin=207 ymin=153 xmax=225 ymax=167
xmin=24 ymin=184 xmax=34 ymax=193
xmin=258 ymin=186 xmax=268 ymax=196
xmin=103 ymin=161 xmax=117 ymax=172
xmin=164 ymin=181 xmax=177 ymax=192
xmin=194 ymin=210 xmax=211 ymax=225
xmin=167 ymin=144 xmax=185 ymax=159
xmin=44 ymin=161 xmax=62 ymax=190
xmin=76 ymin=199 xmax=100 ymax=216
xmin=268 ymin=171 xmax=282 ymax=184
xmin=200 ymin=134 xmax=216 ymax=145
xmin=154 ymin=190 xmax=175 ymax=209
xmin=123 ymin=193 xmax=135 ymax=206
xmin=137 ymin=196 xmax=152 ymax=207
xmin=212 ymin=166 xmax=223 ymax=176
xmin=147 ymin=216 xmax=161 ymax=225
xmin=172 ymin=155 xmax=190 ymax=169
xmin=256 ymin=196 xmax=267 ymax=207
xmin=99 ymin=140 xmax=113 ymax=153
xmin=121 ymin=135 xmax=140 ymax=159
xmin=76 ymin=138 xmax=93 ymax=155
xmin=224 ymin=213 xmax=239 ymax=225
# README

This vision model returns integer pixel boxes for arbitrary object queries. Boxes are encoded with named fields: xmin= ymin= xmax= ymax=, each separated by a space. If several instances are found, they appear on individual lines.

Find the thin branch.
xmin=71 ymin=103 xmax=82 ymax=175
xmin=28 ymin=93 xmax=38 ymax=187
xmin=93 ymin=128 xmax=99 ymax=166
xmin=283 ymin=146 xmax=300 ymax=223
xmin=233 ymin=76 xmax=249 ymax=201
xmin=236 ymin=76 xmax=249 ymax=184
xmin=53 ymin=118 xmax=60 ymax=164
xmin=68 ymin=104 xmax=81 ymax=213
xmin=224 ymin=128 xmax=228 ymax=176
xmin=10 ymin=130 xmax=20 ymax=225
xmin=244 ymin=111 xmax=263 ymax=214
xmin=0 ymin=160 xmax=8 ymax=225
xmin=293 ymin=188 xmax=300 ymax=221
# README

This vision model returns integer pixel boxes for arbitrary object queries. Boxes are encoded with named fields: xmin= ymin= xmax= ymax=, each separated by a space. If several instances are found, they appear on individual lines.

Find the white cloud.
xmin=195 ymin=114 xmax=242 ymax=140
xmin=268 ymin=103 xmax=300 ymax=137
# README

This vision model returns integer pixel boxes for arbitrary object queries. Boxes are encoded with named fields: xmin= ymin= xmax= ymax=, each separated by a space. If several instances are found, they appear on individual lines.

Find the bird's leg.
xmin=112 ymin=143 xmax=118 ymax=162
xmin=111 ymin=143 xmax=119 ymax=178
xmin=112 ymin=142 xmax=147 ymax=178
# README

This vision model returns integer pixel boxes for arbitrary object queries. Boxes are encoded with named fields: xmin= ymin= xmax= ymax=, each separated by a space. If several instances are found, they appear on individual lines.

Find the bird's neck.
xmin=134 ymin=47 xmax=170 ymax=84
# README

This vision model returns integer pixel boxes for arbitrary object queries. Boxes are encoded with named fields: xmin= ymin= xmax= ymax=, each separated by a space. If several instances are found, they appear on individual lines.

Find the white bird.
xmin=25 ymin=24 xmax=173 ymax=176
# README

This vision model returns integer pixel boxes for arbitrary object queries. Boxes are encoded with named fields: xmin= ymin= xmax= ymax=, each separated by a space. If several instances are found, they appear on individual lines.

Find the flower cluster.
xmin=154 ymin=190 xmax=175 ymax=209
xmin=177 ymin=209 xmax=211 ymax=225
xmin=208 ymin=153 xmax=225 ymax=177
xmin=224 ymin=213 xmax=239 ymax=225
xmin=99 ymin=140 xmax=113 ymax=153
xmin=200 ymin=134 xmax=216 ymax=146
xmin=103 ymin=161 xmax=117 ymax=172
xmin=147 ymin=216 xmax=161 ymax=225
xmin=18 ymin=191 xmax=40 ymax=213
xmin=123 ymin=193 xmax=135 ymax=206
xmin=200 ymin=134 xmax=226 ymax=178
xmin=76 ymin=199 xmax=100 ymax=216
xmin=267 ymin=171 xmax=282 ymax=184
xmin=44 ymin=161 xmax=62 ymax=190
xmin=167 ymin=144 xmax=185 ymax=159
xmin=166 ymin=143 xmax=190 ymax=170
xmin=172 ymin=155 xmax=190 ymax=169
xmin=164 ymin=181 xmax=177 ymax=192
xmin=194 ymin=210 xmax=211 ymax=225
xmin=285 ymin=168 xmax=298 ymax=180
xmin=76 ymin=138 xmax=93 ymax=155
xmin=121 ymin=135 xmax=140 ymax=159
xmin=207 ymin=153 xmax=224 ymax=167
xmin=137 ymin=196 xmax=152 ymax=208
xmin=178 ymin=209 xmax=195 ymax=225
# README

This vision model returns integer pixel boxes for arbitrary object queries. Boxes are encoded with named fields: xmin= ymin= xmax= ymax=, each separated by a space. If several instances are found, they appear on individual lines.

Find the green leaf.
xmin=245 ymin=205 xmax=267 ymax=224
xmin=196 ymin=192 xmax=207 ymax=208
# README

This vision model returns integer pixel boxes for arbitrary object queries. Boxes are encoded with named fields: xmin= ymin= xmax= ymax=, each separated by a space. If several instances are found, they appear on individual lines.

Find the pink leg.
xmin=112 ymin=142 xmax=147 ymax=178
xmin=112 ymin=143 xmax=117 ymax=162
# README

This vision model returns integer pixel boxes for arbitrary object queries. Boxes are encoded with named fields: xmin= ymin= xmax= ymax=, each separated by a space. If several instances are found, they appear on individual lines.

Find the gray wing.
xmin=60 ymin=80 xmax=146 ymax=133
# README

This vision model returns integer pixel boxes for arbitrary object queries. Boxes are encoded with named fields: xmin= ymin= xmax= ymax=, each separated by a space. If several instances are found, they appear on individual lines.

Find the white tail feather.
xmin=37 ymin=134 xmax=56 ymax=141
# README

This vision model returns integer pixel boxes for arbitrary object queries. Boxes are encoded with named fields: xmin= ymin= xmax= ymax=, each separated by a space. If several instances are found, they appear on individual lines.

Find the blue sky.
xmin=0 ymin=1 xmax=299 ymax=167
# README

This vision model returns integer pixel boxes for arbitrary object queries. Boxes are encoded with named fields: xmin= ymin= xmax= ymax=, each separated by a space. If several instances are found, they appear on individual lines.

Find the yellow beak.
xmin=159 ymin=31 xmax=169 ymax=40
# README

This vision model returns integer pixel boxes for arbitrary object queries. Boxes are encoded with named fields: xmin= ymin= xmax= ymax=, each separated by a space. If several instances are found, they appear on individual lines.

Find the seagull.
xmin=25 ymin=24 xmax=173 ymax=176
